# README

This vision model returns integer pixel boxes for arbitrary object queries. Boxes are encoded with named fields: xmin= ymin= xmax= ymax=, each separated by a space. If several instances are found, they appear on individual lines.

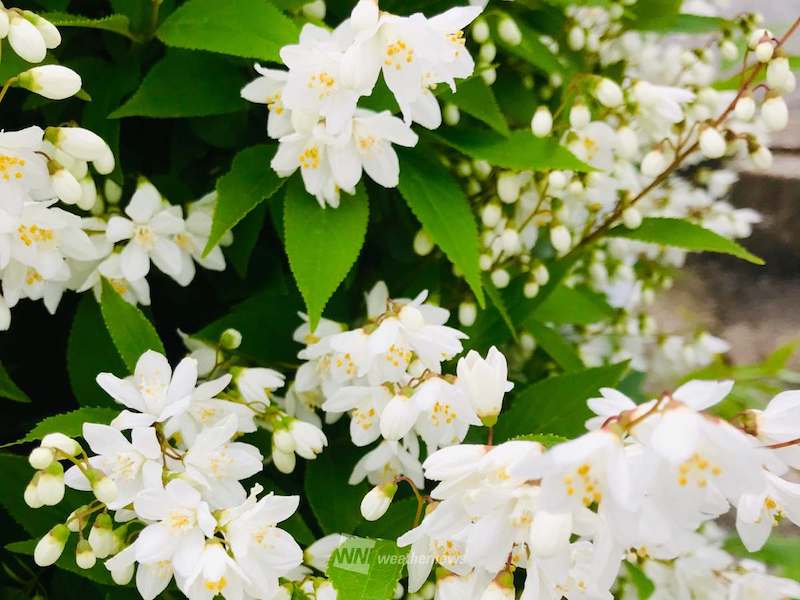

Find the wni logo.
xmin=330 ymin=537 xmax=377 ymax=574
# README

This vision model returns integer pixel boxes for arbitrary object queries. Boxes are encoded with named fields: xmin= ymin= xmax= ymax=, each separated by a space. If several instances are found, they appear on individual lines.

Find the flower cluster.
xmin=241 ymin=0 xmax=482 ymax=207
xmin=394 ymin=380 xmax=800 ymax=597
xmin=292 ymin=281 xmax=512 ymax=516
xmin=22 ymin=337 xmax=331 ymax=600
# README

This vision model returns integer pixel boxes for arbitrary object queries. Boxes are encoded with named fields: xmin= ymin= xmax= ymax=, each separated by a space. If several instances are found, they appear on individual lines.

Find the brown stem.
xmin=396 ymin=475 xmax=426 ymax=528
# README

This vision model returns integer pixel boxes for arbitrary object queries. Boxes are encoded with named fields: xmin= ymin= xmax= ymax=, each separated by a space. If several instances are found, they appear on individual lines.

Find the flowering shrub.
xmin=1 ymin=0 xmax=800 ymax=599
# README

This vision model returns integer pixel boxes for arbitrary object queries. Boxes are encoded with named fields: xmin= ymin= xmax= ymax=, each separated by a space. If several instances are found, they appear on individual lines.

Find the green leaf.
xmin=0 ymin=50 xmax=54 ymax=83
xmin=68 ymin=296 xmax=127 ymax=408
xmin=284 ymin=177 xmax=369 ymax=329
xmin=533 ymin=284 xmax=615 ymax=325
xmin=528 ymin=320 xmax=584 ymax=372
xmin=398 ymin=149 xmax=484 ymax=307
xmin=0 ymin=362 xmax=30 ymax=403
xmin=510 ymin=433 xmax=569 ymax=447
xmin=491 ymin=14 xmax=565 ymax=75
xmin=432 ymin=128 xmax=593 ymax=172
xmin=483 ymin=274 xmax=516 ymax=340
xmin=157 ymin=0 xmax=298 ymax=62
xmin=624 ymin=561 xmax=655 ymax=600
xmin=41 ymin=12 xmax=133 ymax=38
xmin=100 ymin=279 xmax=165 ymax=372
xmin=225 ymin=203 xmax=267 ymax=278
xmin=205 ymin=144 xmax=285 ymax=255
xmin=639 ymin=13 xmax=727 ymax=33
xmin=440 ymin=77 xmax=510 ymax=136
xmin=714 ymin=56 xmax=800 ymax=91
xmin=1 ymin=407 xmax=118 ymax=448
xmin=494 ymin=362 xmax=630 ymax=441
xmin=7 ymin=539 xmax=117 ymax=585
xmin=626 ymin=0 xmax=681 ymax=30
xmin=305 ymin=443 xmax=370 ymax=535
xmin=724 ymin=534 xmax=800 ymax=580
xmin=328 ymin=537 xmax=408 ymax=600
xmin=110 ymin=49 xmax=248 ymax=119
xmin=607 ymin=217 xmax=764 ymax=265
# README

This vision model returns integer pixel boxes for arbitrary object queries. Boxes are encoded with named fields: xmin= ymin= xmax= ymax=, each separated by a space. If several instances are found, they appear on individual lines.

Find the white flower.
xmin=0 ymin=126 xmax=52 ymax=210
xmin=304 ymin=534 xmax=346 ymax=572
xmin=105 ymin=181 xmax=185 ymax=281
xmin=324 ymin=385 xmax=391 ymax=446
xmin=235 ymin=367 xmax=285 ymax=404
xmin=289 ymin=419 xmax=328 ymax=459
xmin=414 ymin=376 xmax=480 ymax=450
xmin=64 ymin=425 xmax=162 ymax=509
xmin=173 ymin=192 xmax=228 ymax=286
xmin=632 ymin=81 xmax=695 ymax=136
xmin=97 ymin=350 xmax=199 ymax=429
xmin=241 ymin=65 xmax=292 ymax=139
xmin=455 ymin=346 xmax=513 ymax=425
xmin=350 ymin=437 xmax=424 ymax=488
xmin=567 ymin=122 xmax=617 ymax=170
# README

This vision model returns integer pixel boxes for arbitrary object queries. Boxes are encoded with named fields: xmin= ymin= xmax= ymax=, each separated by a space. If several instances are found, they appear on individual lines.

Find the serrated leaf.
xmin=398 ymin=149 xmax=484 ymax=307
xmin=157 ymin=0 xmax=298 ymax=62
xmin=510 ymin=433 xmax=569 ymax=447
xmin=624 ymin=561 xmax=655 ymax=600
xmin=204 ymin=144 xmax=285 ymax=255
xmin=432 ymin=128 xmax=593 ymax=172
xmin=494 ymin=362 xmax=629 ymax=441
xmin=0 ymin=362 xmax=30 ymax=403
xmin=41 ymin=12 xmax=133 ymax=38
xmin=284 ymin=177 xmax=369 ymax=329
xmin=328 ymin=537 xmax=408 ymax=600
xmin=607 ymin=217 xmax=764 ymax=265
xmin=440 ymin=77 xmax=510 ymax=136
xmin=68 ymin=296 xmax=127 ymax=408
xmin=100 ymin=279 xmax=165 ymax=372
xmin=528 ymin=320 xmax=584 ymax=372
xmin=1 ymin=407 xmax=118 ymax=448
xmin=110 ymin=49 xmax=248 ymax=118
xmin=533 ymin=284 xmax=615 ymax=325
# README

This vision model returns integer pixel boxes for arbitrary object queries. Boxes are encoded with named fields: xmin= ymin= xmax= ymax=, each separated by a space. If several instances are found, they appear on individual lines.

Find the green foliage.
xmin=398 ymin=150 xmax=485 ymax=307
xmin=327 ymin=537 xmax=408 ymax=600
xmin=608 ymin=217 xmax=764 ymax=264
xmin=100 ymin=279 xmax=165 ymax=372
xmin=7 ymin=539 xmax=117 ymax=585
xmin=724 ymin=534 xmax=800 ymax=580
xmin=110 ymin=49 xmax=248 ymax=118
xmin=439 ymin=77 xmax=510 ymax=136
xmin=284 ymin=178 xmax=369 ymax=329
xmin=157 ymin=0 xmax=298 ymax=62
xmin=624 ymin=561 xmax=655 ymax=600
xmin=534 ymin=284 xmax=616 ymax=325
xmin=509 ymin=433 xmax=569 ymax=447
xmin=2 ymin=407 xmax=118 ymax=448
xmin=41 ymin=12 xmax=134 ymax=39
xmin=490 ymin=13 xmax=566 ymax=75
xmin=528 ymin=320 xmax=584 ymax=372
xmin=0 ymin=362 xmax=30 ymax=403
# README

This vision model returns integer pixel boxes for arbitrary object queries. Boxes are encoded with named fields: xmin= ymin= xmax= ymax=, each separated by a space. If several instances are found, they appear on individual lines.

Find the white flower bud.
xmin=748 ymin=28 xmax=770 ymax=50
xmin=755 ymin=41 xmax=774 ymax=63
xmin=17 ymin=65 xmax=81 ymax=100
xmin=762 ymin=96 xmax=788 ymax=131
xmin=24 ymin=475 xmax=43 ymax=509
xmin=734 ymin=96 xmax=756 ymax=121
xmin=567 ymin=26 xmax=585 ymax=51
xmin=548 ymin=170 xmax=567 ymax=190
xmin=104 ymin=179 xmax=122 ymax=204
xmin=77 ymin=176 xmax=98 ymax=211
xmin=481 ymin=203 xmax=501 ymax=228
xmin=302 ymin=0 xmax=326 ymax=20
xmin=550 ymin=225 xmax=571 ymax=254
xmin=699 ymin=127 xmax=726 ymax=159
xmin=8 ymin=15 xmax=46 ymax=63
xmin=0 ymin=10 xmax=9 ymax=38
xmin=569 ymin=103 xmax=590 ymax=130
xmin=523 ymin=281 xmax=539 ymax=298
xmin=51 ymin=127 xmax=109 ymax=161
xmin=27 ymin=12 xmax=60 ymax=49
xmin=380 ymin=394 xmax=419 ymax=440
xmin=360 ymin=482 xmax=397 ymax=521
xmin=534 ymin=263 xmax=549 ymax=285
xmin=479 ymin=42 xmax=496 ymax=63
xmin=480 ymin=67 xmax=496 ymax=86
xmin=586 ymin=31 xmax=600 ymax=52
xmin=458 ymin=302 xmax=477 ymax=327
xmin=479 ymin=253 xmax=492 ymax=271
xmin=34 ymin=524 xmax=70 ymax=566
xmin=93 ymin=145 xmax=115 ymax=175
xmin=41 ymin=433 xmax=81 ymax=456
xmin=66 ymin=507 xmax=88 ymax=532
xmin=38 ymin=462 xmax=65 ymax=506
xmin=91 ymin=473 xmax=118 ymax=504
xmin=443 ymin=103 xmax=460 ymax=126
xmin=497 ymin=16 xmax=521 ymax=46
xmin=767 ymin=57 xmax=791 ymax=89
xmin=641 ymin=149 xmax=666 ymax=177
xmin=29 ymin=447 xmax=54 ymax=470
xmin=472 ymin=18 xmax=490 ymax=44
xmin=88 ymin=513 xmax=114 ymax=559
xmin=76 ymin=539 xmax=96 ymax=569
xmin=750 ymin=145 xmax=772 ymax=170
xmin=490 ymin=269 xmax=510 ymax=289
xmin=272 ymin=447 xmax=296 ymax=474
xmin=273 ymin=428 xmax=295 ymax=454
xmin=111 ymin=560 xmax=135 ymax=585
xmin=51 ymin=168 xmax=82 ymax=204
xmin=413 ymin=229 xmax=434 ymax=256
xmin=531 ymin=106 xmax=553 ymax=137
xmin=350 ymin=0 xmax=378 ymax=32
xmin=595 ymin=78 xmax=623 ymax=108
xmin=497 ymin=172 xmax=520 ymax=204
xmin=501 ymin=228 xmax=520 ymax=254
xmin=720 ymin=39 xmax=738 ymax=61
xmin=622 ymin=207 xmax=642 ymax=229
xmin=473 ymin=160 xmax=491 ymax=180
xmin=780 ymin=71 xmax=796 ymax=94
xmin=616 ymin=126 xmax=638 ymax=160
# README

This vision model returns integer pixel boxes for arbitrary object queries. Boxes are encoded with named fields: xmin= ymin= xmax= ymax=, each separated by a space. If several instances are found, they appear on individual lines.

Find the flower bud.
xmin=28 ymin=12 xmax=60 ymax=49
xmin=273 ymin=427 xmax=295 ymax=454
xmin=93 ymin=146 xmax=115 ymax=175
xmin=29 ymin=447 xmax=54 ymax=470
xmin=8 ymin=15 xmax=46 ymax=63
xmin=110 ymin=560 xmax=135 ymax=585
xmin=302 ymin=0 xmax=326 ymax=20
xmin=272 ymin=447 xmax=296 ymax=474
xmin=34 ymin=524 xmax=70 ymax=566
xmin=569 ymin=102 xmax=590 ymax=130
xmin=734 ymin=96 xmax=756 ymax=121
xmin=479 ymin=253 xmax=492 ymax=271
xmin=641 ymin=149 xmax=665 ymax=177
xmin=550 ymin=225 xmax=571 ymax=255
xmin=219 ymin=328 xmax=242 ymax=350
xmin=501 ymin=228 xmax=520 ymax=254
xmin=720 ymin=39 xmax=738 ymax=61
xmin=104 ymin=179 xmax=122 ymax=204
xmin=458 ymin=302 xmax=477 ymax=327
xmin=90 ymin=472 xmax=118 ymax=504
xmin=531 ymin=106 xmax=553 ymax=138
xmin=360 ymin=482 xmax=397 ymax=521
xmin=762 ymin=96 xmax=788 ymax=131
xmin=533 ymin=264 xmax=549 ymax=286
xmin=548 ymin=170 xmax=567 ymax=190
xmin=523 ymin=281 xmax=540 ymax=298
xmin=17 ymin=65 xmax=81 ymax=100
xmin=51 ymin=168 xmax=83 ymax=204
xmin=88 ymin=513 xmax=114 ymax=559
xmin=24 ymin=475 xmax=43 ymax=509
xmin=481 ymin=202 xmax=502 ymax=228
xmin=615 ymin=126 xmax=638 ymax=160
xmin=490 ymin=269 xmax=510 ymax=289
xmin=77 ymin=176 xmax=98 ymax=211
xmin=473 ymin=160 xmax=491 ymax=180
xmin=748 ymin=28 xmax=770 ymax=50
xmin=595 ymin=78 xmax=623 ymax=108
xmin=0 ymin=11 xmax=9 ymax=38
xmin=767 ymin=57 xmax=791 ymax=90
xmin=76 ymin=539 xmax=96 ymax=569
xmin=755 ymin=41 xmax=774 ymax=63
xmin=50 ymin=127 xmax=110 ymax=161
xmin=497 ymin=16 xmax=521 ymax=46
xmin=380 ymin=394 xmax=418 ymax=440
xmin=750 ymin=145 xmax=772 ymax=170
xmin=66 ymin=506 xmax=89 ymax=532
xmin=479 ymin=42 xmax=496 ymax=63
xmin=413 ymin=229 xmax=434 ymax=256
xmin=41 ymin=433 xmax=81 ymax=457
xmin=472 ymin=18 xmax=490 ymax=44
xmin=480 ymin=67 xmax=496 ymax=86
xmin=38 ymin=462 xmax=65 ymax=506
xmin=699 ymin=127 xmax=726 ymax=159
xmin=497 ymin=172 xmax=520 ymax=204
xmin=567 ymin=26 xmax=585 ymax=51
xmin=622 ymin=207 xmax=642 ymax=230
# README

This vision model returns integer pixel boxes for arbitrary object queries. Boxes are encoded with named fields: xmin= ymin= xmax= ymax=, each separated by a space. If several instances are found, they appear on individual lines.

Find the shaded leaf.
xmin=440 ymin=77 xmax=510 ymax=136
xmin=0 ymin=362 xmax=30 ymax=403
xmin=41 ymin=12 xmax=133 ymax=38
xmin=1 ymin=407 xmax=118 ymax=448
xmin=528 ymin=320 xmax=584 ymax=372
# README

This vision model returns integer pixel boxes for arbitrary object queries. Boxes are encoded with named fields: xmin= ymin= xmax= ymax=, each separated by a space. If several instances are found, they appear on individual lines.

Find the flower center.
xmin=0 ymin=154 xmax=25 ymax=181
xmin=17 ymin=224 xmax=54 ymax=247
